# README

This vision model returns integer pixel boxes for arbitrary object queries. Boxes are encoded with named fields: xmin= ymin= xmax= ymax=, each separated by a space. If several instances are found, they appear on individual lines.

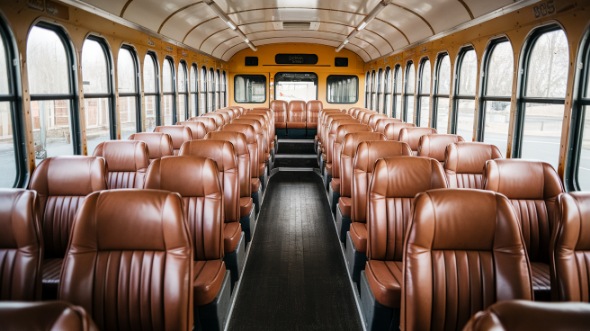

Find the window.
xmin=377 ymin=68 xmax=384 ymax=112
xmin=27 ymin=24 xmax=79 ymax=162
xmin=371 ymin=70 xmax=377 ymax=110
xmin=190 ymin=64 xmax=199 ymax=116
xmin=327 ymin=75 xmax=358 ymax=103
xmin=481 ymin=39 xmax=513 ymax=154
xmin=384 ymin=67 xmax=392 ymax=117
xmin=118 ymin=46 xmax=140 ymax=138
xmin=417 ymin=58 xmax=431 ymax=127
xmin=364 ymin=71 xmax=370 ymax=108
xmin=433 ymin=53 xmax=451 ymax=133
xmin=143 ymin=52 xmax=159 ymax=131
xmin=404 ymin=62 xmax=415 ymax=123
xmin=177 ymin=61 xmax=188 ymax=122
xmin=453 ymin=47 xmax=477 ymax=140
xmin=234 ymin=75 xmax=266 ymax=103
xmin=82 ymin=37 xmax=114 ymax=153
xmin=207 ymin=68 xmax=214 ymax=112
xmin=517 ymin=27 xmax=568 ymax=170
xmin=221 ymin=71 xmax=227 ymax=108
xmin=393 ymin=65 xmax=402 ymax=120
xmin=200 ymin=66 xmax=207 ymax=113
xmin=162 ymin=57 xmax=175 ymax=125
xmin=215 ymin=69 xmax=220 ymax=110
xmin=275 ymin=72 xmax=318 ymax=102
xmin=0 ymin=19 xmax=24 ymax=187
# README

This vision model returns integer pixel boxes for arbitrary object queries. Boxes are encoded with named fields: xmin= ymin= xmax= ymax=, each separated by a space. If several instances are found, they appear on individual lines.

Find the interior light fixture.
xmin=335 ymin=0 xmax=390 ymax=52
xmin=206 ymin=1 xmax=237 ymax=30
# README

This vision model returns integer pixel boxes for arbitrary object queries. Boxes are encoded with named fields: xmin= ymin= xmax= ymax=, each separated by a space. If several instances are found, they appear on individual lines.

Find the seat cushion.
xmin=286 ymin=122 xmax=307 ymax=129
xmin=330 ymin=178 xmax=341 ymax=193
xmin=251 ymin=178 xmax=261 ymax=193
xmin=531 ymin=262 xmax=551 ymax=300
xmin=223 ymin=222 xmax=242 ymax=253
xmin=350 ymin=222 xmax=367 ymax=253
xmin=338 ymin=197 xmax=351 ymax=218
xmin=240 ymin=197 xmax=253 ymax=217
xmin=365 ymin=260 xmax=403 ymax=308
xmin=194 ymin=260 xmax=226 ymax=306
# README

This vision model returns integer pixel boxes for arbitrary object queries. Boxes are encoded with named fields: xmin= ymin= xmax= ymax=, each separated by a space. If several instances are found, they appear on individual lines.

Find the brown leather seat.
xmin=177 ymin=120 xmax=208 ymax=139
xmin=29 ymin=156 xmax=107 ymax=299
xmin=360 ymin=111 xmax=378 ymax=126
xmin=188 ymin=116 xmax=218 ymax=132
xmin=347 ymin=141 xmax=413 ymax=282
xmin=0 ymin=301 xmax=98 ymax=331
xmin=484 ymin=159 xmax=564 ymax=301
xmin=319 ymin=114 xmax=352 ymax=159
xmin=444 ymin=142 xmax=503 ymax=189
xmin=234 ymin=117 xmax=270 ymax=166
xmin=324 ymin=118 xmax=359 ymax=181
xmin=368 ymin=113 xmax=387 ymax=131
xmin=374 ymin=118 xmax=402 ymax=134
xmin=464 ymin=300 xmax=590 ymax=331
xmin=316 ymin=109 xmax=344 ymax=151
xmin=154 ymin=125 xmax=193 ymax=155
xmin=417 ymin=133 xmax=464 ymax=166
xmin=363 ymin=157 xmax=447 ymax=324
xmin=336 ymin=132 xmax=386 ymax=242
xmin=92 ymin=140 xmax=149 ymax=189
xmin=401 ymin=189 xmax=533 ymax=331
xmin=384 ymin=122 xmax=415 ymax=140
xmin=248 ymin=109 xmax=276 ymax=153
xmin=552 ymin=192 xmax=590 ymax=302
xmin=0 ymin=189 xmax=42 ymax=300
xmin=286 ymin=100 xmax=307 ymax=137
xmin=398 ymin=127 xmax=438 ymax=155
xmin=214 ymin=110 xmax=232 ymax=124
xmin=330 ymin=124 xmax=372 ymax=199
xmin=58 ymin=189 xmax=194 ymax=331
xmin=201 ymin=113 xmax=226 ymax=127
xmin=306 ymin=100 xmax=322 ymax=137
xmin=128 ymin=132 xmax=174 ymax=163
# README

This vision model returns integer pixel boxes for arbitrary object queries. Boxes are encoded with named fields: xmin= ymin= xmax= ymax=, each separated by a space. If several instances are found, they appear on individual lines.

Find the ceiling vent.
xmin=274 ymin=22 xmax=320 ymax=31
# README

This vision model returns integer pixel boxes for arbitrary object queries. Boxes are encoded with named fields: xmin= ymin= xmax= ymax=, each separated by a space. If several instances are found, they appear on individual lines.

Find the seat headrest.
xmin=384 ymin=122 xmax=416 ymax=140
xmin=129 ymin=132 xmax=174 ymax=160
xmin=201 ymin=113 xmax=225 ymax=126
xmin=484 ymin=159 xmax=563 ymax=200
xmin=0 ymin=189 xmax=37 ymax=248
xmin=179 ymin=140 xmax=237 ymax=172
xmin=188 ymin=117 xmax=217 ymax=132
xmin=72 ymin=189 xmax=188 ymax=251
xmin=154 ymin=126 xmax=192 ymax=149
xmin=417 ymin=134 xmax=464 ymax=162
xmin=399 ymin=127 xmax=438 ymax=150
xmin=0 ymin=301 xmax=99 ymax=331
xmin=354 ymin=141 xmax=413 ymax=173
xmin=222 ymin=124 xmax=257 ymax=143
xmin=145 ymin=156 xmax=222 ymax=198
xmin=335 ymin=124 xmax=372 ymax=143
xmin=329 ymin=119 xmax=359 ymax=134
xmin=444 ymin=142 xmax=502 ymax=173
xmin=270 ymin=100 xmax=288 ymax=112
xmin=558 ymin=192 xmax=590 ymax=250
xmin=233 ymin=119 xmax=262 ymax=131
xmin=93 ymin=140 xmax=149 ymax=172
xmin=177 ymin=121 xmax=207 ymax=139
xmin=30 ymin=156 xmax=107 ymax=196
xmin=205 ymin=131 xmax=249 ymax=155
xmin=306 ymin=100 xmax=323 ymax=111
xmin=374 ymin=118 xmax=402 ymax=133
xmin=341 ymin=132 xmax=386 ymax=157
xmin=371 ymin=157 xmax=447 ymax=198
xmin=288 ymin=100 xmax=306 ymax=111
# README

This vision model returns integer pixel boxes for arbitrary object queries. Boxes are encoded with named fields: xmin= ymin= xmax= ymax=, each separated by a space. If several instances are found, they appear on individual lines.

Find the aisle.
xmin=227 ymin=171 xmax=362 ymax=330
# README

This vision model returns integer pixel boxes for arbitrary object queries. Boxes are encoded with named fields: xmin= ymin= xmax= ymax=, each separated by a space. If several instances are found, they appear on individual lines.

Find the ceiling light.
xmin=357 ymin=21 xmax=368 ymax=31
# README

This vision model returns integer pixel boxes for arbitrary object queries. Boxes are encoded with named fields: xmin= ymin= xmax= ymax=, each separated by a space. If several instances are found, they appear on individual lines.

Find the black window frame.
xmin=326 ymin=75 xmax=359 ymax=104
xmin=234 ymin=74 xmax=267 ymax=103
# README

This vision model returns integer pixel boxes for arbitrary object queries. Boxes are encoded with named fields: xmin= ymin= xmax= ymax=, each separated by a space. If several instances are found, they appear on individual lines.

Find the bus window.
xmin=371 ymin=70 xmax=377 ymax=110
xmin=190 ymin=64 xmax=199 ymax=116
xmin=377 ymin=68 xmax=383 ymax=112
xmin=215 ymin=69 xmax=220 ymax=111
xmin=393 ymin=64 xmax=402 ymax=120
xmin=117 ymin=46 xmax=140 ymax=138
xmin=454 ymin=47 xmax=477 ymax=140
xmin=384 ymin=67 xmax=392 ymax=117
xmin=177 ymin=61 xmax=188 ymax=122
xmin=234 ymin=75 xmax=266 ymax=103
xmin=433 ymin=53 xmax=450 ymax=133
xmin=327 ymin=75 xmax=358 ymax=104
xmin=162 ymin=57 xmax=175 ymax=125
xmin=27 ymin=25 xmax=78 ymax=162
xmin=82 ymin=37 xmax=113 ymax=152
xmin=481 ymin=39 xmax=513 ymax=154
xmin=207 ymin=68 xmax=214 ymax=112
xmin=364 ymin=71 xmax=370 ymax=108
xmin=418 ymin=58 xmax=431 ymax=127
xmin=221 ymin=71 xmax=227 ymax=108
xmin=404 ymin=62 xmax=415 ymax=123
xmin=143 ymin=52 xmax=159 ymax=131
xmin=275 ymin=72 xmax=318 ymax=102
xmin=572 ymin=28 xmax=590 ymax=190
xmin=519 ymin=28 xmax=568 ymax=169
xmin=200 ymin=66 xmax=207 ymax=113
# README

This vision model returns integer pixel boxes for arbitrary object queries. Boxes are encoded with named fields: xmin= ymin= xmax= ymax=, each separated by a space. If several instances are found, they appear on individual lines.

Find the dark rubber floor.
xmin=272 ymin=157 xmax=318 ymax=168
xmin=277 ymin=142 xmax=316 ymax=154
xmin=227 ymin=171 xmax=362 ymax=331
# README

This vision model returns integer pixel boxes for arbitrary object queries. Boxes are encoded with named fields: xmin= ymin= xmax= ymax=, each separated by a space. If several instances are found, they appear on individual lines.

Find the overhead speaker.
xmin=245 ymin=56 xmax=258 ymax=66
xmin=335 ymin=57 xmax=348 ymax=67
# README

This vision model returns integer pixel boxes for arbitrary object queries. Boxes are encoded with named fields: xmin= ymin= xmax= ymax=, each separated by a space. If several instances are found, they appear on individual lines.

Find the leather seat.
xmin=484 ymin=159 xmax=564 ymax=301
xmin=128 ymin=132 xmax=174 ymax=163
xmin=398 ymin=127 xmax=438 ymax=155
xmin=201 ymin=113 xmax=226 ymax=127
xmin=214 ymin=110 xmax=232 ymax=124
xmin=319 ymin=114 xmax=351 ymax=159
xmin=271 ymin=100 xmax=287 ymax=135
xmin=154 ymin=125 xmax=193 ymax=155
xmin=347 ymin=141 xmax=413 ymax=282
xmin=29 ymin=156 xmax=107 ymax=299
xmin=248 ymin=109 xmax=276 ymax=153
xmin=417 ymin=133 xmax=464 ymax=166
xmin=306 ymin=100 xmax=322 ymax=138
xmin=315 ymin=109 xmax=344 ymax=150
xmin=464 ymin=300 xmax=590 ymax=331
xmin=0 ymin=301 xmax=98 ymax=331
xmin=234 ymin=117 xmax=270 ymax=166
xmin=59 ymin=189 xmax=194 ymax=331
xmin=360 ymin=111 xmax=378 ymax=126
xmin=384 ymin=122 xmax=415 ymax=140
xmin=401 ymin=189 xmax=533 ymax=331
xmin=324 ymin=118 xmax=359 ymax=182
xmin=367 ymin=114 xmax=387 ymax=131
xmin=336 ymin=132 xmax=386 ymax=242
xmin=552 ymin=192 xmax=590 ymax=301
xmin=92 ymin=140 xmax=149 ymax=189
xmin=189 ymin=116 xmax=218 ymax=132
xmin=444 ymin=142 xmax=503 ymax=189
xmin=374 ymin=118 xmax=402 ymax=134
xmin=0 ymin=189 xmax=42 ymax=300
xmin=286 ymin=100 xmax=307 ymax=137
xmin=177 ymin=120 xmax=208 ymax=139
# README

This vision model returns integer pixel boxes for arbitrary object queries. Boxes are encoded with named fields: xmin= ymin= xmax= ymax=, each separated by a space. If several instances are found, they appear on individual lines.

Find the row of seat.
xmin=271 ymin=99 xmax=322 ymax=138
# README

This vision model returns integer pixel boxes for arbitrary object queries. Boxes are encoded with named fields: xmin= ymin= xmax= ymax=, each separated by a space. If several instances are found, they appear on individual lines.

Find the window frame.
xmin=384 ymin=66 xmax=392 ymax=117
xmin=451 ymin=45 xmax=477 ymax=137
xmin=190 ymin=63 xmax=199 ymax=116
xmin=143 ymin=51 xmax=160 ymax=129
xmin=162 ymin=56 xmax=176 ymax=125
xmin=432 ymin=52 xmax=450 ymax=132
xmin=377 ymin=68 xmax=384 ymax=113
xmin=234 ymin=74 xmax=267 ymax=103
xmin=364 ymin=71 xmax=370 ymax=108
xmin=117 ymin=44 xmax=141 ymax=135
xmin=392 ymin=64 xmax=402 ymax=119
xmin=177 ymin=60 xmax=188 ymax=121
xmin=274 ymin=72 xmax=319 ymax=101
xmin=417 ymin=57 xmax=432 ymax=127
xmin=326 ymin=75 xmax=359 ymax=104
xmin=403 ymin=61 xmax=415 ymax=123
xmin=200 ymin=66 xmax=207 ymax=113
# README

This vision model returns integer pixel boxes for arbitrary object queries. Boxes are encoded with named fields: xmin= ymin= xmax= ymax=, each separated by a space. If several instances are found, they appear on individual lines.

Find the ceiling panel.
xmin=81 ymin=0 xmax=127 ymax=15
xmin=463 ymin=0 xmax=517 ymax=18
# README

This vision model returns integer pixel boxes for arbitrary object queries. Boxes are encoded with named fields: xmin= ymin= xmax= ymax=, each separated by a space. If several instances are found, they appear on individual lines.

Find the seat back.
xmin=552 ymin=192 xmax=590 ymax=301
xmin=398 ymin=127 xmax=438 ymax=154
xmin=59 ymin=189 xmax=193 ymax=331
xmin=201 ymin=113 xmax=226 ymax=127
xmin=360 ymin=111 xmax=378 ymax=126
xmin=351 ymin=141 xmax=413 ymax=223
xmin=0 ymin=301 xmax=99 ymax=331
xmin=179 ymin=140 xmax=240 ymax=223
xmin=367 ymin=114 xmax=387 ymax=131
xmin=214 ymin=110 xmax=232 ymax=124
xmin=417 ymin=133 xmax=464 ymax=164
xmin=29 ymin=156 xmax=107 ymax=259
xmin=321 ymin=114 xmax=351 ymax=150
xmin=189 ymin=116 xmax=218 ymax=132
xmin=154 ymin=125 xmax=193 ymax=155
xmin=402 ymin=189 xmax=533 ymax=331
xmin=234 ymin=118 xmax=269 ymax=161
xmin=374 ymin=118 xmax=402 ymax=134
xmin=484 ymin=159 xmax=564 ymax=263
xmin=326 ymin=119 xmax=359 ymax=165
xmin=287 ymin=100 xmax=307 ymax=123
xmin=271 ymin=100 xmax=288 ymax=126
xmin=0 ymin=189 xmax=42 ymax=300
xmin=444 ymin=142 xmax=502 ymax=189
xmin=383 ymin=122 xmax=416 ymax=140
xmin=222 ymin=123 xmax=259 ymax=178
xmin=177 ymin=121 xmax=208 ymax=139
xmin=339 ymin=132 xmax=386 ymax=199
xmin=332 ymin=124 xmax=372 ymax=180
xmin=205 ymin=131 xmax=251 ymax=199
xmin=92 ymin=140 xmax=149 ymax=189
xmin=128 ymin=132 xmax=174 ymax=163
xmin=306 ymin=100 xmax=323 ymax=127
xmin=367 ymin=157 xmax=447 ymax=262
